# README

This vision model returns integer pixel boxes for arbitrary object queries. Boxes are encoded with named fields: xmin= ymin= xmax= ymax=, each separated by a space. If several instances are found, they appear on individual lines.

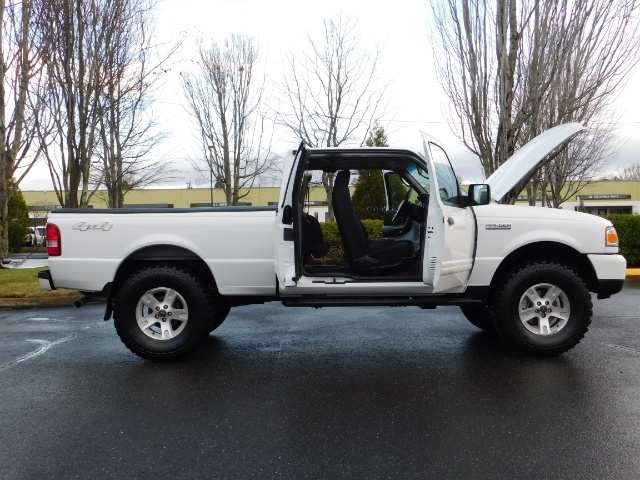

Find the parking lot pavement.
xmin=1 ymin=281 xmax=640 ymax=479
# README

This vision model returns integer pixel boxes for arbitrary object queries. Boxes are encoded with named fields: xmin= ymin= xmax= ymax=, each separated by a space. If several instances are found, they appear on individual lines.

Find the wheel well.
xmin=489 ymin=242 xmax=598 ymax=294
xmin=110 ymin=245 xmax=217 ymax=299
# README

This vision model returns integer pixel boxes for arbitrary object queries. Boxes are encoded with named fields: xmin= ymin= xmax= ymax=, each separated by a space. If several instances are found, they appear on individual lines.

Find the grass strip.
xmin=0 ymin=267 xmax=78 ymax=298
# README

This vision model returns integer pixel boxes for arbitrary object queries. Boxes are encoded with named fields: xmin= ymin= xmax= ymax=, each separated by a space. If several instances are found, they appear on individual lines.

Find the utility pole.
xmin=208 ymin=145 xmax=216 ymax=205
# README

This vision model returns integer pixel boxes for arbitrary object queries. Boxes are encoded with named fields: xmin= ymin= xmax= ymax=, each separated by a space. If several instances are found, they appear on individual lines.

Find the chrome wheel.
xmin=135 ymin=287 xmax=189 ymax=340
xmin=518 ymin=283 xmax=570 ymax=336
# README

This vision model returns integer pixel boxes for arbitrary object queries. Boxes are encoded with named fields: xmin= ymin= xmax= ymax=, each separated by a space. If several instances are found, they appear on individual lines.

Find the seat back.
xmin=332 ymin=170 xmax=369 ymax=261
xmin=301 ymin=213 xmax=329 ymax=258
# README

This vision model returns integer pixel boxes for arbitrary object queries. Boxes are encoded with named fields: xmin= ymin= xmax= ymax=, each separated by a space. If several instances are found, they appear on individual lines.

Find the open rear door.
xmin=421 ymin=134 xmax=475 ymax=293
xmin=274 ymin=143 xmax=306 ymax=291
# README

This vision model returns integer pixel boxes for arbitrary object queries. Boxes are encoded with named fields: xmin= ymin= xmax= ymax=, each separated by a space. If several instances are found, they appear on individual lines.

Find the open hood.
xmin=485 ymin=123 xmax=586 ymax=202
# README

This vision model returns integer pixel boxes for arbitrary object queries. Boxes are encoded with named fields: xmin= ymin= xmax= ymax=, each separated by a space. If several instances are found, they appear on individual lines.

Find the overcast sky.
xmin=20 ymin=0 xmax=640 ymax=190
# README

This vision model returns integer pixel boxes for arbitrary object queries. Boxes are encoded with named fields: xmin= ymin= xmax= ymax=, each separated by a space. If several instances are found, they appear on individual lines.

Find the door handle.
xmin=447 ymin=217 xmax=454 ymax=226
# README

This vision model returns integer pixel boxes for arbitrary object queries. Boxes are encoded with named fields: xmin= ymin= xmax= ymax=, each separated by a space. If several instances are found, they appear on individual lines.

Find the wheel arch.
xmin=489 ymin=241 xmax=598 ymax=296
xmin=105 ymin=245 xmax=217 ymax=319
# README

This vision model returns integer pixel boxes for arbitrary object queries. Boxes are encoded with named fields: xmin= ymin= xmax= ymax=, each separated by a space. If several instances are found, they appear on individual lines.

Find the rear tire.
xmin=491 ymin=262 xmax=592 ymax=355
xmin=460 ymin=304 xmax=495 ymax=332
xmin=114 ymin=265 xmax=213 ymax=361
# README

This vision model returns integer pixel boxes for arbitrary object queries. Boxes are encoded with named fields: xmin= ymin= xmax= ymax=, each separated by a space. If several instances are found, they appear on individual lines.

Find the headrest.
xmin=335 ymin=170 xmax=350 ymax=188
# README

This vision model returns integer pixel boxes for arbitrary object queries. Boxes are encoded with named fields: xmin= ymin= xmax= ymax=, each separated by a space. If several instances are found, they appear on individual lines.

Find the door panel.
xmin=420 ymin=135 xmax=475 ymax=292
xmin=274 ymin=145 xmax=305 ymax=291
xmin=432 ymin=204 xmax=475 ymax=292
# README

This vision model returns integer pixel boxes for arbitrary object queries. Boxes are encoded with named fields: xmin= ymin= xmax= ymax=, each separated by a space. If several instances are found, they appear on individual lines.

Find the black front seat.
xmin=332 ymin=170 xmax=414 ymax=273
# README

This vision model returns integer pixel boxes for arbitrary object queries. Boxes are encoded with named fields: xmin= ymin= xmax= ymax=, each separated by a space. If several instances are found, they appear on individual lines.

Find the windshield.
xmin=404 ymin=164 xmax=430 ymax=194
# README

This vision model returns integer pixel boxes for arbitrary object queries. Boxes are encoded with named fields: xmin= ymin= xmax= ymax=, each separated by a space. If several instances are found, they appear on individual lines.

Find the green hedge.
xmin=320 ymin=220 xmax=384 ymax=262
xmin=604 ymin=214 xmax=640 ymax=267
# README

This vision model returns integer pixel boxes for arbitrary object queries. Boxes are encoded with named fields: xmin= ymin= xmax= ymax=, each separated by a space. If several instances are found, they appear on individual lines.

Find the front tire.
xmin=114 ymin=265 xmax=213 ymax=361
xmin=208 ymin=304 xmax=231 ymax=333
xmin=491 ymin=262 xmax=592 ymax=355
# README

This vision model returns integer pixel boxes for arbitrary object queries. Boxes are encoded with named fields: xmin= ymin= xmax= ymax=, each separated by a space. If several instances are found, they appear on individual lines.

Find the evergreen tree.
xmin=365 ymin=125 xmax=388 ymax=148
xmin=352 ymin=125 xmax=388 ymax=220
xmin=7 ymin=181 xmax=29 ymax=254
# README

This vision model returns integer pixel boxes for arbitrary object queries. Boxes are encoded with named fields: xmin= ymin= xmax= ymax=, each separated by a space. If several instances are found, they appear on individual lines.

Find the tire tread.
xmin=114 ymin=265 xmax=213 ymax=361
xmin=491 ymin=261 xmax=592 ymax=355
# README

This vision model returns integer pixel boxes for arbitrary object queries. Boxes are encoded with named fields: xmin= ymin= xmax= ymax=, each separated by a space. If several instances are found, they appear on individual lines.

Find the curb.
xmin=626 ymin=268 xmax=640 ymax=277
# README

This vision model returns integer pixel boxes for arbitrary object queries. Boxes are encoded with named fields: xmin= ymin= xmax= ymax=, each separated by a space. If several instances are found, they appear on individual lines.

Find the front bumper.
xmin=587 ymin=254 xmax=626 ymax=299
xmin=38 ymin=270 xmax=55 ymax=291
xmin=597 ymin=279 xmax=624 ymax=299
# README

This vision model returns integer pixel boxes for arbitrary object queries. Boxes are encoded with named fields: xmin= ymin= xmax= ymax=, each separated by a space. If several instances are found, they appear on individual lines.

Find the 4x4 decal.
xmin=72 ymin=222 xmax=113 ymax=232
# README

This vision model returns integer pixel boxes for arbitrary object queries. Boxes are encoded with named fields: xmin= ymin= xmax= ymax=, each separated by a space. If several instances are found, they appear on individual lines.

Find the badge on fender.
xmin=485 ymin=223 xmax=511 ymax=230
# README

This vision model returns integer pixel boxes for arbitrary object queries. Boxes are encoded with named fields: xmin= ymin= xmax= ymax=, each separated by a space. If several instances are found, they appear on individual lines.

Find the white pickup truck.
xmin=39 ymin=123 xmax=626 ymax=360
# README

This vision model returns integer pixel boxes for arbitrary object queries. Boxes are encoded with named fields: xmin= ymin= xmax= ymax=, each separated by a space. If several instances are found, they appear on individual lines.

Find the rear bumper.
xmin=38 ymin=270 xmax=55 ymax=291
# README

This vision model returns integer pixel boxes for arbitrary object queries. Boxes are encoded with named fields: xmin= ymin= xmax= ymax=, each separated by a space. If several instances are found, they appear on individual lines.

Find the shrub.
xmin=8 ymin=185 xmax=30 ymax=253
xmin=320 ymin=220 xmax=384 ymax=262
xmin=605 ymin=214 xmax=640 ymax=267
xmin=352 ymin=170 xmax=385 ymax=220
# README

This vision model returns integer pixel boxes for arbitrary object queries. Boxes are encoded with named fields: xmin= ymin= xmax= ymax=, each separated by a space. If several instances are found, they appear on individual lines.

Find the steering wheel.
xmin=392 ymin=189 xmax=412 ymax=223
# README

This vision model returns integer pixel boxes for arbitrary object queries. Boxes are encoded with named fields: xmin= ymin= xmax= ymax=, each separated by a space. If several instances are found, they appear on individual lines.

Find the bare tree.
xmin=97 ymin=0 xmax=176 ymax=208
xmin=613 ymin=163 xmax=640 ymax=181
xmin=431 ymin=0 xmax=640 ymax=204
xmin=279 ymin=15 xmax=387 ymax=220
xmin=181 ymin=34 xmax=276 ymax=206
xmin=35 ymin=0 xmax=108 ymax=208
xmin=36 ymin=0 xmax=166 ymax=208
xmin=0 ymin=0 xmax=44 ymax=259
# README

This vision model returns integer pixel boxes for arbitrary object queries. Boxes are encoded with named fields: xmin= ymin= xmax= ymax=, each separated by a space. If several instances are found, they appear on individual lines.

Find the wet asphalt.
xmin=1 ymin=281 xmax=640 ymax=479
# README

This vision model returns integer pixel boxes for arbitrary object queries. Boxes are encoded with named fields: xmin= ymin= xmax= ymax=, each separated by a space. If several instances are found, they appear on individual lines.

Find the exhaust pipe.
xmin=74 ymin=296 xmax=89 ymax=308
xmin=73 ymin=294 xmax=104 ymax=308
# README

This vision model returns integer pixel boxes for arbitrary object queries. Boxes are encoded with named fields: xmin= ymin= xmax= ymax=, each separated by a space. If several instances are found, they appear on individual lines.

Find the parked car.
xmin=36 ymin=226 xmax=46 ymax=246
xmin=24 ymin=227 xmax=45 ymax=247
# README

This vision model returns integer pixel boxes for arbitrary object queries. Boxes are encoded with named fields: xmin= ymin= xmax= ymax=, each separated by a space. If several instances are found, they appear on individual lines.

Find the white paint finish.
xmin=274 ymin=149 xmax=304 ymax=291
xmin=432 ymin=204 xmax=475 ymax=293
xmin=473 ymin=204 xmax=614 ymax=255
xmin=466 ymin=257 xmax=503 ymax=287
xmin=39 ymin=276 xmax=52 ymax=291
xmin=282 ymin=277 xmax=434 ymax=296
xmin=51 ymin=258 xmax=121 ymax=291
xmin=207 ymin=259 xmax=276 ymax=295
xmin=486 ymin=123 xmax=586 ymax=201
xmin=465 ymin=203 xmax=619 ymax=287
xmin=421 ymin=134 xmax=475 ymax=292
xmin=45 ymin=126 xmax=625 ymax=306
xmin=587 ymin=254 xmax=627 ymax=280
xmin=48 ymin=209 xmax=278 ymax=294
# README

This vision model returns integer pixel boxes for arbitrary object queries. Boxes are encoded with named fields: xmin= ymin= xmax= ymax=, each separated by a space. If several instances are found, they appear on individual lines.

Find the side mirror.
xmin=467 ymin=184 xmax=491 ymax=206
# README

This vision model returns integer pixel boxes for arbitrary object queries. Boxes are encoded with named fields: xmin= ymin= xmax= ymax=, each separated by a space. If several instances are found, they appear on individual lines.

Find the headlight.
xmin=605 ymin=226 xmax=619 ymax=247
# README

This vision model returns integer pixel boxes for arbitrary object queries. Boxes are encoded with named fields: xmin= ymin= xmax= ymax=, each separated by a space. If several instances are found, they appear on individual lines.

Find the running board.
xmin=281 ymin=296 xmax=484 ymax=308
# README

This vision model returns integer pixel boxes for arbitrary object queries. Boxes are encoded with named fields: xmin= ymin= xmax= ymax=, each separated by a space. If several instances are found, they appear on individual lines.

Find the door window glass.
xmin=429 ymin=143 xmax=460 ymax=206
